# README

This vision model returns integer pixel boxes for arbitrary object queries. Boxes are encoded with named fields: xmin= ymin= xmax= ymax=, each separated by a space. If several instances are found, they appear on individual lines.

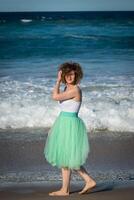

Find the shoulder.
xmin=74 ymin=85 xmax=82 ymax=95
xmin=74 ymin=84 xmax=81 ymax=91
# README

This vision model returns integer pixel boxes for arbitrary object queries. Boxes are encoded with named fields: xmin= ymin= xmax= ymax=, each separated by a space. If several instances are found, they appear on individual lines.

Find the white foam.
xmin=21 ymin=19 xmax=32 ymax=23
xmin=66 ymin=34 xmax=98 ymax=40
xmin=0 ymin=76 xmax=134 ymax=133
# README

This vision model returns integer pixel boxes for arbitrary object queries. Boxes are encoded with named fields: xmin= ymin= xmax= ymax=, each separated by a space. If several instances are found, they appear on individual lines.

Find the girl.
xmin=44 ymin=62 xmax=96 ymax=196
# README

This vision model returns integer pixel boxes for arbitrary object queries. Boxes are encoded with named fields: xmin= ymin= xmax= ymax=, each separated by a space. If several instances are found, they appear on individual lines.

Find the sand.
xmin=0 ymin=128 xmax=134 ymax=199
xmin=0 ymin=180 xmax=134 ymax=200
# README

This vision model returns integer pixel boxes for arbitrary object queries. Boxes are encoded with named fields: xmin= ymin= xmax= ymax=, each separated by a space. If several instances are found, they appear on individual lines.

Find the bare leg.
xmin=49 ymin=167 xmax=71 ymax=196
xmin=74 ymin=166 xmax=96 ymax=194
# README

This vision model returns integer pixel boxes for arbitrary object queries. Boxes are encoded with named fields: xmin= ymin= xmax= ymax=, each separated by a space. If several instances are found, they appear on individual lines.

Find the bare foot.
xmin=78 ymin=180 xmax=96 ymax=195
xmin=49 ymin=189 xmax=69 ymax=196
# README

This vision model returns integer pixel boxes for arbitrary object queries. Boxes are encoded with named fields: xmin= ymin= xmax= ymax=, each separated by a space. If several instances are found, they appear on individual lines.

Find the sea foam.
xmin=0 ymin=76 xmax=134 ymax=132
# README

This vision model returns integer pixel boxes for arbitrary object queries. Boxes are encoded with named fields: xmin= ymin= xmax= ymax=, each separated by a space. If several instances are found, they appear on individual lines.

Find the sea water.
xmin=0 ymin=11 xmax=134 ymax=133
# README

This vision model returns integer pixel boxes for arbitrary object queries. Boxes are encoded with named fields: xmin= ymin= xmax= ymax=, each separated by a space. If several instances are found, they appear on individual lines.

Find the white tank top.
xmin=58 ymin=99 xmax=82 ymax=113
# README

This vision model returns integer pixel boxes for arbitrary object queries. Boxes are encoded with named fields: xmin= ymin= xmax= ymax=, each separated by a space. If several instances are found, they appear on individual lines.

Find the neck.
xmin=66 ymin=83 xmax=76 ymax=89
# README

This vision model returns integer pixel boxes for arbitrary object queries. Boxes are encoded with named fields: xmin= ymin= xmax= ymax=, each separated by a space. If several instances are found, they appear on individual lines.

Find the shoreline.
xmin=0 ymin=180 xmax=134 ymax=200
xmin=0 ymin=129 xmax=134 ymax=183
xmin=0 ymin=127 xmax=134 ymax=139
xmin=0 ymin=130 xmax=134 ymax=199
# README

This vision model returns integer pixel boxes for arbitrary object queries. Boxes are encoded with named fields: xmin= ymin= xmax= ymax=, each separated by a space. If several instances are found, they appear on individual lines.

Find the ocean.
xmin=0 ymin=11 xmax=134 ymax=184
xmin=0 ymin=11 xmax=134 ymax=134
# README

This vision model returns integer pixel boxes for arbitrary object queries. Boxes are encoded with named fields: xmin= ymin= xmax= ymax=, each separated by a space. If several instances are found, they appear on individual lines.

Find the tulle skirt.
xmin=44 ymin=111 xmax=90 ymax=169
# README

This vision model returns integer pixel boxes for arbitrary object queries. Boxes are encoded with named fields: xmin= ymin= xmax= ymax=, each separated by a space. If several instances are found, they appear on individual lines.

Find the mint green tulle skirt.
xmin=44 ymin=111 xmax=90 ymax=170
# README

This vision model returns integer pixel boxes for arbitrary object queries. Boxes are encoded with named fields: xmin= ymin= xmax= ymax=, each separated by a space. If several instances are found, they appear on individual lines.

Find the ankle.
xmin=85 ymin=176 xmax=96 ymax=183
xmin=61 ymin=187 xmax=69 ymax=193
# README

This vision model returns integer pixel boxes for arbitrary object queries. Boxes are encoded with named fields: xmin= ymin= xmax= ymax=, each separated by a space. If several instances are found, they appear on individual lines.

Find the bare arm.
xmin=52 ymin=70 xmax=77 ymax=101
xmin=52 ymin=86 xmax=77 ymax=101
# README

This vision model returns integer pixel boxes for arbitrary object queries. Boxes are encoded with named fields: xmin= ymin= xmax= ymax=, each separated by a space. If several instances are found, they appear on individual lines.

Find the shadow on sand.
xmin=70 ymin=182 xmax=114 ymax=194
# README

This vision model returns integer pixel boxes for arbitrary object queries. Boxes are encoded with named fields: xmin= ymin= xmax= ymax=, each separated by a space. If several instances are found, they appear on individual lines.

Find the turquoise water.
xmin=0 ymin=11 xmax=134 ymax=133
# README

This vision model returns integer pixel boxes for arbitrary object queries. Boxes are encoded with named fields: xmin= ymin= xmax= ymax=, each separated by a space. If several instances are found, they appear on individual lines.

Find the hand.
xmin=57 ymin=70 xmax=62 ymax=82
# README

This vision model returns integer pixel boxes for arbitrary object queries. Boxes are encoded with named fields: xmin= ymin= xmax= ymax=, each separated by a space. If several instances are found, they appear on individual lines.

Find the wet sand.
xmin=0 ymin=180 xmax=134 ymax=200
xmin=0 ymin=128 xmax=134 ymax=199
xmin=0 ymin=129 xmax=134 ymax=182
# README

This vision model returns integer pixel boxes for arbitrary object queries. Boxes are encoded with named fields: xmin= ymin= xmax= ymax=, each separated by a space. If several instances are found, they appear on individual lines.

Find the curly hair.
xmin=58 ymin=61 xmax=83 ymax=85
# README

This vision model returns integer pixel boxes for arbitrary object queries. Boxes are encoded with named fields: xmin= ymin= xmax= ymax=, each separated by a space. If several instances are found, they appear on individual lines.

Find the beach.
xmin=0 ymin=128 xmax=134 ymax=199
xmin=0 ymin=180 xmax=134 ymax=200
xmin=0 ymin=11 xmax=134 ymax=199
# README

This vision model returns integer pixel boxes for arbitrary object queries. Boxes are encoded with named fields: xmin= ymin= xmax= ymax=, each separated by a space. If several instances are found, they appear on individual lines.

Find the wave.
xmin=65 ymin=34 xmax=134 ymax=42
xmin=0 ymin=77 xmax=134 ymax=132
xmin=20 ymin=19 xmax=33 ymax=23
xmin=65 ymin=34 xmax=98 ymax=40
xmin=1 ymin=33 xmax=133 ymax=45
xmin=0 ymin=96 xmax=133 ymax=132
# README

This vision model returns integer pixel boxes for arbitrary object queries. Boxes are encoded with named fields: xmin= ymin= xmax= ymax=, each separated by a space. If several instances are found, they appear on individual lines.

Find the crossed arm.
xmin=52 ymin=80 xmax=77 ymax=101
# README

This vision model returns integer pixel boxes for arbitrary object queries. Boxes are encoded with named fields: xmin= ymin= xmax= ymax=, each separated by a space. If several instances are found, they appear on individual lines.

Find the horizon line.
xmin=0 ymin=10 xmax=134 ymax=13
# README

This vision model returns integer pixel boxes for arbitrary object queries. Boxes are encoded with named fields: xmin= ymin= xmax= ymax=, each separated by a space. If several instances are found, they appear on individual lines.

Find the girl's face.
xmin=65 ymin=70 xmax=75 ymax=84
